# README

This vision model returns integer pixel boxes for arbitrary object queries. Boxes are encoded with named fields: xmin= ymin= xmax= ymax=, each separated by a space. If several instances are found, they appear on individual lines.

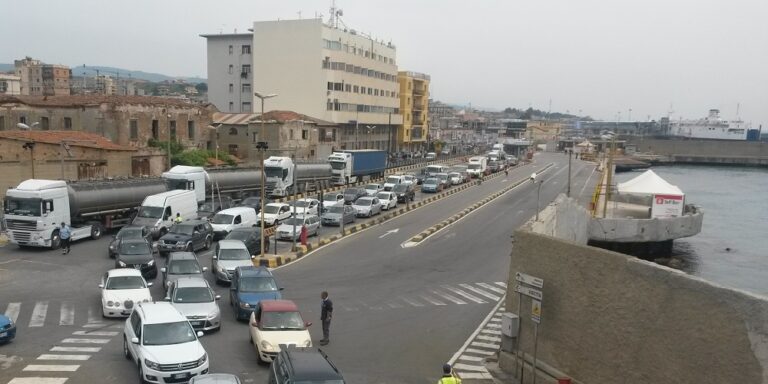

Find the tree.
xmin=195 ymin=83 xmax=208 ymax=93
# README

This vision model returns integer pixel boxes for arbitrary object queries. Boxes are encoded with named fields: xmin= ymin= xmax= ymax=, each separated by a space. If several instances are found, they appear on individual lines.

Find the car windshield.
xmin=393 ymin=184 xmax=408 ymax=192
xmin=211 ymin=214 xmax=233 ymax=225
xmin=449 ymin=173 xmax=460 ymax=177
xmin=377 ymin=193 xmax=391 ymax=200
xmin=365 ymin=184 xmax=380 ymax=190
xmin=291 ymin=201 xmax=309 ymax=208
xmin=218 ymin=248 xmax=251 ymax=260
xmin=424 ymin=178 xmax=438 ymax=185
xmin=386 ymin=177 xmax=400 ymax=184
xmin=326 ymin=206 xmax=344 ymax=214
xmin=4 ymin=197 xmax=41 ymax=216
xmin=239 ymin=277 xmax=277 ymax=292
xmin=169 ymin=224 xmax=195 ymax=236
xmin=356 ymin=199 xmax=373 ymax=206
xmin=343 ymin=188 xmax=360 ymax=196
xmin=200 ymin=202 xmax=215 ymax=212
xmin=225 ymin=231 xmax=252 ymax=241
xmin=106 ymin=276 xmax=146 ymax=290
xmin=169 ymin=260 xmax=201 ymax=275
xmin=120 ymin=242 xmax=151 ymax=255
xmin=136 ymin=206 xmax=163 ymax=219
xmin=323 ymin=193 xmax=339 ymax=201
xmin=468 ymin=164 xmax=481 ymax=170
xmin=281 ymin=218 xmax=305 ymax=226
xmin=263 ymin=205 xmax=281 ymax=214
xmin=426 ymin=166 xmax=442 ymax=174
xmin=260 ymin=311 xmax=305 ymax=330
xmin=173 ymin=287 xmax=213 ymax=303
xmin=117 ymin=227 xmax=144 ymax=240
xmin=142 ymin=321 xmax=196 ymax=346
xmin=242 ymin=197 xmax=260 ymax=205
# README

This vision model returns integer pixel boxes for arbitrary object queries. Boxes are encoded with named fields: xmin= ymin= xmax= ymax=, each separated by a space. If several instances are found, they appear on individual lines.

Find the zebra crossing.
xmin=336 ymin=281 xmax=508 ymax=311
xmin=6 ymin=320 xmax=122 ymax=384
xmin=450 ymin=296 xmax=507 ymax=381
xmin=2 ymin=301 xmax=109 ymax=329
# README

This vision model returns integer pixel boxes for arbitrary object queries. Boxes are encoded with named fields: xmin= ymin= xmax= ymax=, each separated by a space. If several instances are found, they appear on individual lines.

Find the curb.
xmin=404 ymin=163 xmax=554 ymax=245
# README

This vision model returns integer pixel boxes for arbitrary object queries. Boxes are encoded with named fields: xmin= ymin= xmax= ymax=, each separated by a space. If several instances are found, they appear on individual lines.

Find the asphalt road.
xmin=0 ymin=152 xmax=597 ymax=384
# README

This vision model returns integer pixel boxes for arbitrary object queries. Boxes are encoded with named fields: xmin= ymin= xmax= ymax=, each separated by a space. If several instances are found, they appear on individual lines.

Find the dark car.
xmin=392 ymin=183 xmax=416 ymax=203
xmin=199 ymin=196 xmax=235 ymax=219
xmin=412 ymin=170 xmax=426 ymax=185
xmin=157 ymin=220 xmax=213 ymax=257
xmin=342 ymin=188 xmax=367 ymax=205
xmin=224 ymin=227 xmax=269 ymax=256
xmin=108 ymin=225 xmax=151 ymax=258
xmin=230 ymin=266 xmax=282 ymax=321
xmin=421 ymin=177 xmax=443 ymax=193
xmin=267 ymin=346 xmax=345 ymax=384
xmin=115 ymin=239 xmax=157 ymax=279
xmin=161 ymin=251 xmax=207 ymax=288
xmin=240 ymin=196 xmax=272 ymax=214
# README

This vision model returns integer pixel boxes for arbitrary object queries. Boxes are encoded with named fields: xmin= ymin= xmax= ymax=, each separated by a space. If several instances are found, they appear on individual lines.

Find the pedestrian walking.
xmin=59 ymin=222 xmax=71 ymax=254
xmin=319 ymin=291 xmax=333 ymax=345
xmin=174 ymin=212 xmax=183 ymax=223
xmin=438 ymin=363 xmax=461 ymax=384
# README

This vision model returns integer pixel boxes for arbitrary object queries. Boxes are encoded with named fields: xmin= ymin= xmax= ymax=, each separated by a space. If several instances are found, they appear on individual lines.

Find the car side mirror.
xmin=164 ymin=296 xmax=170 ymax=301
xmin=202 ymin=267 xmax=208 ymax=272
xmin=98 ymin=283 xmax=104 ymax=288
xmin=212 ymin=255 xmax=217 ymax=259
xmin=305 ymin=321 xmax=313 ymax=327
xmin=131 ymin=337 xmax=139 ymax=344
xmin=146 ymin=282 xmax=153 ymax=288
xmin=279 ymin=287 xmax=285 ymax=291
xmin=250 ymin=255 xmax=255 ymax=259
xmin=215 ymin=295 xmax=221 ymax=300
xmin=250 ymin=319 xmax=259 ymax=327
xmin=197 ymin=331 xmax=204 ymax=338
xmin=160 ymin=267 xmax=166 ymax=273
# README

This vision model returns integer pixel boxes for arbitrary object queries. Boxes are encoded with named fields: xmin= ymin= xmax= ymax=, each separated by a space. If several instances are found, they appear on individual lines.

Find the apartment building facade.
xmin=0 ymin=74 xmax=21 ymax=95
xmin=250 ymin=18 xmax=403 ymax=151
xmin=398 ymin=71 xmax=430 ymax=152
xmin=201 ymin=33 xmax=254 ymax=113
xmin=14 ymin=57 xmax=71 ymax=96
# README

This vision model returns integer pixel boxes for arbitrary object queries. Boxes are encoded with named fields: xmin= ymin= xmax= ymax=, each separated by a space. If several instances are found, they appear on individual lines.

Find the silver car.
xmin=276 ymin=215 xmax=321 ymax=240
xmin=165 ymin=276 xmax=221 ymax=332
xmin=161 ymin=252 xmax=208 ymax=288
xmin=353 ymin=197 xmax=382 ymax=217
xmin=321 ymin=204 xmax=356 ymax=226
xmin=212 ymin=240 xmax=254 ymax=284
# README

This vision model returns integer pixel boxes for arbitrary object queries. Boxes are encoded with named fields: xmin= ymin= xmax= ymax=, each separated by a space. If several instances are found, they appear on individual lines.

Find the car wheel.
xmin=123 ymin=337 xmax=131 ymax=360
xmin=50 ymin=230 xmax=61 ymax=250
xmin=234 ymin=308 xmax=241 ymax=322
xmin=204 ymin=237 xmax=211 ymax=250
xmin=138 ymin=365 xmax=147 ymax=384
xmin=186 ymin=243 xmax=193 ymax=252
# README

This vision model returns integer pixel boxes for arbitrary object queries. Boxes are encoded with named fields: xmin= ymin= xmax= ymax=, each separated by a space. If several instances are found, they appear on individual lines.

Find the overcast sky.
xmin=2 ymin=0 xmax=766 ymax=127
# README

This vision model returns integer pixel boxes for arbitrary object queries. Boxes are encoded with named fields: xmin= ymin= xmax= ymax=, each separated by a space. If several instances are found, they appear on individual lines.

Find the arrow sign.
xmin=516 ymin=285 xmax=543 ymax=301
xmin=379 ymin=228 xmax=399 ymax=238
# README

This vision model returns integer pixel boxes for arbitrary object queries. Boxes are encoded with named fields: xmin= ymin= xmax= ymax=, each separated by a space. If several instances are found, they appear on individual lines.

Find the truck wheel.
xmin=50 ymin=230 xmax=61 ymax=250
xmin=90 ymin=223 xmax=103 ymax=240
xmin=204 ymin=237 xmax=211 ymax=250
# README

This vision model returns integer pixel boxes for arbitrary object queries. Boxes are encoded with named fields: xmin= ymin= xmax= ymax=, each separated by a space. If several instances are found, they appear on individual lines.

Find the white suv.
xmin=123 ymin=302 xmax=209 ymax=383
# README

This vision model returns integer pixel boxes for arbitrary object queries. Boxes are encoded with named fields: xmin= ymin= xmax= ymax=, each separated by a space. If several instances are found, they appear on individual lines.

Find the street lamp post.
xmin=207 ymin=124 xmax=222 ymax=163
xmin=166 ymin=113 xmax=173 ymax=171
xmin=17 ymin=122 xmax=39 ymax=179
xmin=366 ymin=125 xmax=376 ymax=149
xmin=530 ymin=173 xmax=544 ymax=221
xmin=254 ymin=91 xmax=278 ymax=257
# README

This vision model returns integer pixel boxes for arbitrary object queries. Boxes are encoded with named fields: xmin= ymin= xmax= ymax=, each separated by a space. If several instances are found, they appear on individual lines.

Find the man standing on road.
xmin=174 ymin=212 xmax=183 ymax=223
xmin=59 ymin=222 xmax=71 ymax=255
xmin=438 ymin=363 xmax=461 ymax=384
xmin=319 ymin=291 xmax=333 ymax=345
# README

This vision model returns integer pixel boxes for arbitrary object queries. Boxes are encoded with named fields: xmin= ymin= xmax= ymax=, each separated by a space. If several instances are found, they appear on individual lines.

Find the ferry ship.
xmin=670 ymin=109 xmax=751 ymax=140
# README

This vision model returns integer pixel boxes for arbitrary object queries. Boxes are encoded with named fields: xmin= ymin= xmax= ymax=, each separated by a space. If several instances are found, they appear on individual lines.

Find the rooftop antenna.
xmin=327 ymin=0 xmax=344 ymax=29
xmin=297 ymin=11 xmax=302 ymax=19
xmin=736 ymin=102 xmax=740 ymax=120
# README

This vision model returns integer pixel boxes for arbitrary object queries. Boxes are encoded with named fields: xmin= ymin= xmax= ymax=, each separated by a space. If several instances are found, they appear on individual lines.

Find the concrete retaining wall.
xmin=529 ymin=195 xmax=590 ymax=245
xmin=629 ymin=138 xmax=768 ymax=166
xmin=588 ymin=207 xmax=704 ymax=242
xmin=502 ymin=198 xmax=768 ymax=384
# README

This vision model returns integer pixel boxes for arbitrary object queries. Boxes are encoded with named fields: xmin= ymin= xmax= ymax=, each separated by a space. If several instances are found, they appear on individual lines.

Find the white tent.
xmin=618 ymin=170 xmax=685 ymax=218
xmin=618 ymin=170 xmax=683 ymax=195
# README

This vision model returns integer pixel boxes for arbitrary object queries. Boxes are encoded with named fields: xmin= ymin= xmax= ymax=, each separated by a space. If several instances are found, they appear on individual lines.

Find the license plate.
xmin=0 ymin=332 xmax=7 ymax=337
xmin=190 ymin=321 xmax=202 ymax=326
xmin=172 ymin=372 xmax=190 ymax=380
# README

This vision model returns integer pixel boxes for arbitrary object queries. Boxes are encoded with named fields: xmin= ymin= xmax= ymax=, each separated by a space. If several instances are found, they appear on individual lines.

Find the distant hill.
xmin=0 ymin=63 xmax=205 ymax=84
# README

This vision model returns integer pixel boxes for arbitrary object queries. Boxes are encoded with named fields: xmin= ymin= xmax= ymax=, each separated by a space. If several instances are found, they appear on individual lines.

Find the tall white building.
xmin=200 ymin=33 xmax=254 ymax=113
xmin=251 ymin=18 xmax=403 ymax=150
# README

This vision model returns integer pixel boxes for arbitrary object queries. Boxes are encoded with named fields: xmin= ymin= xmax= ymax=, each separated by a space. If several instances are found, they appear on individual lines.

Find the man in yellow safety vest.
xmin=438 ymin=363 xmax=461 ymax=384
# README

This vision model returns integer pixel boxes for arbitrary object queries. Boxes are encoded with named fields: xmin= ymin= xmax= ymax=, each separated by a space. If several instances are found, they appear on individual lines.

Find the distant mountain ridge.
xmin=0 ymin=63 xmax=205 ymax=84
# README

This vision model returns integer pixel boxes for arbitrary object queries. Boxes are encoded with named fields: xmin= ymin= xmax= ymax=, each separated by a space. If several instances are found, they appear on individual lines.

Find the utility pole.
xmin=602 ymin=136 xmax=616 ymax=218
xmin=291 ymin=153 xmax=298 ymax=251
xmin=255 ymin=91 xmax=277 ymax=257
xmin=567 ymin=149 xmax=572 ymax=197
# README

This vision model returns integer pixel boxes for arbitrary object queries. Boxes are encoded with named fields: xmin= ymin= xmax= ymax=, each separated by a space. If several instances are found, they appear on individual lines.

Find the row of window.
xmin=326 ymin=82 xmax=399 ymax=99
xmin=228 ymin=101 xmax=252 ymax=112
xmin=326 ymin=100 xmax=399 ymax=115
xmin=229 ymin=83 xmax=251 ymax=94
xmin=130 ymin=119 xmax=197 ymax=141
xmin=322 ymin=59 xmax=398 ymax=82
xmin=322 ymin=39 xmax=395 ymax=65
xmin=228 ymin=44 xmax=251 ymax=55
xmin=2 ymin=116 xmax=73 ymax=130
xmin=227 ymin=64 xmax=251 ymax=77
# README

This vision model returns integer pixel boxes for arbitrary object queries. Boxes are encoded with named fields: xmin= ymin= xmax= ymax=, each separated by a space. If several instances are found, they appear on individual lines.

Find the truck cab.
xmin=328 ymin=152 xmax=352 ymax=185
xmin=264 ymin=156 xmax=295 ymax=198
xmin=162 ymin=166 xmax=208 ymax=204
xmin=4 ymin=180 xmax=69 ymax=248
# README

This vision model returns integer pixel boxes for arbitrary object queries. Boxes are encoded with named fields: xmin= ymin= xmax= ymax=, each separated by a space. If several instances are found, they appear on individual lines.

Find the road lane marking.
xmin=86 ymin=307 xmax=100 ymax=324
xmin=8 ymin=378 xmax=69 ymax=384
xmin=419 ymin=295 xmax=446 ymax=306
xmin=486 ymin=323 xmax=501 ymax=329
xmin=387 ymin=302 xmax=403 ymax=309
xmin=37 ymin=354 xmax=91 ymax=361
xmin=61 ymin=338 xmax=110 ymax=344
xmin=459 ymin=372 xmax=494 ymax=379
xmin=59 ymin=302 xmax=74 ymax=326
xmin=459 ymin=284 xmax=501 ymax=301
xmin=441 ymin=286 xmax=486 ymax=304
xmin=401 ymin=297 xmax=424 ymax=307
xmin=458 ymin=355 xmax=485 ymax=362
xmin=430 ymin=290 xmax=466 ymax=305
xmin=464 ymin=348 xmax=496 ymax=356
xmin=476 ymin=334 xmax=502 ymax=343
xmin=81 ymin=323 xmax=108 ymax=328
xmin=72 ymin=330 xmax=119 ymax=336
xmin=495 ymin=281 xmax=507 ymax=287
xmin=23 ymin=365 xmax=80 ymax=372
xmin=452 ymin=363 xmax=487 ymax=372
xmin=477 ymin=283 xmax=506 ymax=295
xmin=481 ymin=329 xmax=502 ymax=336
xmin=470 ymin=341 xmax=499 ymax=350
xmin=4 ymin=302 xmax=20 ymax=323
xmin=50 ymin=346 xmax=101 ymax=353
xmin=29 ymin=301 xmax=49 ymax=327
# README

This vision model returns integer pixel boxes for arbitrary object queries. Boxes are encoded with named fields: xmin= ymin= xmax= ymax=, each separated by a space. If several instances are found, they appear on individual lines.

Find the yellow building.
xmin=398 ymin=71 xmax=430 ymax=152
xmin=526 ymin=121 xmax=563 ymax=142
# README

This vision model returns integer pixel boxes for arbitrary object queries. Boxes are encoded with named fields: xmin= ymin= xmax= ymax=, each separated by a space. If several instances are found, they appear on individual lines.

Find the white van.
xmin=133 ymin=190 xmax=198 ymax=239
xmin=425 ymin=165 xmax=447 ymax=177
xmin=210 ymin=207 xmax=258 ymax=239
xmin=467 ymin=156 xmax=488 ymax=178
xmin=383 ymin=175 xmax=405 ymax=191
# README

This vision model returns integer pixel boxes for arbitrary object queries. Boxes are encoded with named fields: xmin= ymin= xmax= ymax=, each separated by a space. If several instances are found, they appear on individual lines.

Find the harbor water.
xmin=615 ymin=165 xmax=768 ymax=296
